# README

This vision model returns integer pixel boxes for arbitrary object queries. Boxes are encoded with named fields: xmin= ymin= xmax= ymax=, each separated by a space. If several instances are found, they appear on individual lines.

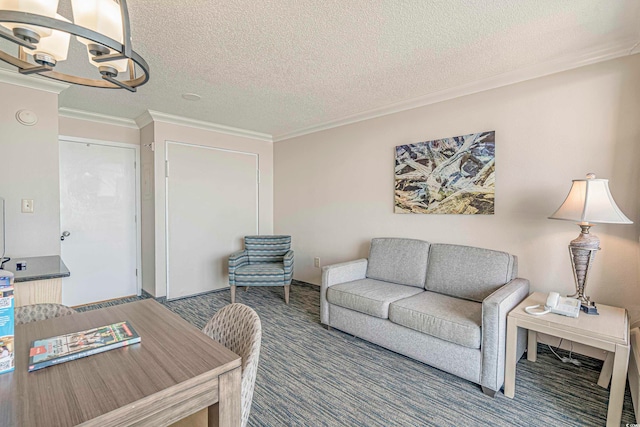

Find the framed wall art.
xmin=394 ymin=131 xmax=495 ymax=214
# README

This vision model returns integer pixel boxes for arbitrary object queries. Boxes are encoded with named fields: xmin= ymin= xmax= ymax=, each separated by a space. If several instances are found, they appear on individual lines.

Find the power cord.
xmin=547 ymin=339 xmax=582 ymax=366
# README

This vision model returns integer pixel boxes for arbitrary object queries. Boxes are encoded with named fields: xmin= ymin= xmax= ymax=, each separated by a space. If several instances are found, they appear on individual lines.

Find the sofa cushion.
xmin=425 ymin=244 xmax=517 ymax=302
xmin=327 ymin=279 xmax=424 ymax=319
xmin=389 ymin=291 xmax=482 ymax=349
xmin=366 ymin=238 xmax=430 ymax=288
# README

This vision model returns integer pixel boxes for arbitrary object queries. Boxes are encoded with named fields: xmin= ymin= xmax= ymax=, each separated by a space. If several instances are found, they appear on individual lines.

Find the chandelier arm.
xmin=38 ymin=69 xmax=147 ymax=89
xmin=128 ymin=59 xmax=134 ymax=80
xmin=92 ymin=52 xmax=128 ymax=63
xmin=119 ymin=0 xmax=132 ymax=58
xmin=102 ymin=74 xmax=135 ymax=92
xmin=0 ymin=48 xmax=148 ymax=89
xmin=0 ymin=25 xmax=35 ymax=49
xmin=19 ymin=65 xmax=51 ymax=74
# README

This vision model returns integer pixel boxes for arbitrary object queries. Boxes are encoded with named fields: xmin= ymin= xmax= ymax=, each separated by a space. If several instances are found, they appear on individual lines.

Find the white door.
xmin=60 ymin=140 xmax=139 ymax=306
xmin=166 ymin=142 xmax=258 ymax=300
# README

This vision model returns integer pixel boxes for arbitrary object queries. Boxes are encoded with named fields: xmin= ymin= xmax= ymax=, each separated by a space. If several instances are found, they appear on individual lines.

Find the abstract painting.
xmin=394 ymin=131 xmax=495 ymax=214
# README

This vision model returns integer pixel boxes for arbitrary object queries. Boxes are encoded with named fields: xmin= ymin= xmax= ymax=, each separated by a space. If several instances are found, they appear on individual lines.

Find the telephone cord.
xmin=547 ymin=339 xmax=581 ymax=366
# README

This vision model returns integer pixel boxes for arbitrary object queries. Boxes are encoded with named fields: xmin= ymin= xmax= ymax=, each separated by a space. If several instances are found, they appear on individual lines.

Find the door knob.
xmin=60 ymin=231 xmax=71 ymax=241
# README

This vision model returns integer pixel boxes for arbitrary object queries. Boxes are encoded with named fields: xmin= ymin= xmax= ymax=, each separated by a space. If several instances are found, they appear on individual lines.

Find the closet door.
xmin=166 ymin=142 xmax=258 ymax=300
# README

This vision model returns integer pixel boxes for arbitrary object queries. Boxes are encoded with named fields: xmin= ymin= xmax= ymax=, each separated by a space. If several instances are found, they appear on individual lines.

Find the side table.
xmin=504 ymin=292 xmax=629 ymax=427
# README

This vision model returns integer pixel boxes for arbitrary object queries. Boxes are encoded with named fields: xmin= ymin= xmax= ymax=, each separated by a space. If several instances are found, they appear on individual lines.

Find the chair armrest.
xmin=283 ymin=250 xmax=294 ymax=266
xmin=228 ymin=250 xmax=249 ymax=286
xmin=283 ymin=250 xmax=294 ymax=284
xmin=320 ymin=259 xmax=368 ymax=325
xmin=480 ymin=277 xmax=530 ymax=393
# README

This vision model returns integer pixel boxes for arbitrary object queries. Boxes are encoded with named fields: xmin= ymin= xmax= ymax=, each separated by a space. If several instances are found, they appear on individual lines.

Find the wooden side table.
xmin=504 ymin=292 xmax=629 ymax=427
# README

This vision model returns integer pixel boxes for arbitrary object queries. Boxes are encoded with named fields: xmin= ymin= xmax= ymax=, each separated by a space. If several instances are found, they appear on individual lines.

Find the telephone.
xmin=525 ymin=292 xmax=581 ymax=318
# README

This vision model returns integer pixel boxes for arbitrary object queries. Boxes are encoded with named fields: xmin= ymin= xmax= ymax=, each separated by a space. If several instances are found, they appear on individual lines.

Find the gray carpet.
xmin=79 ymin=282 xmax=636 ymax=426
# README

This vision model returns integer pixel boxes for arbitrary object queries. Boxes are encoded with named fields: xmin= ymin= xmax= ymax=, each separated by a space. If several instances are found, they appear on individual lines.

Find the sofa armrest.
xmin=320 ymin=259 xmax=368 ymax=325
xmin=480 ymin=277 xmax=530 ymax=393
xmin=283 ymin=250 xmax=294 ymax=283
xmin=228 ymin=249 xmax=249 ymax=286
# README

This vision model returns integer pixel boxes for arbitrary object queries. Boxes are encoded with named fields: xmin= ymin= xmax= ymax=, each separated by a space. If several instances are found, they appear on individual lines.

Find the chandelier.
xmin=0 ymin=0 xmax=149 ymax=92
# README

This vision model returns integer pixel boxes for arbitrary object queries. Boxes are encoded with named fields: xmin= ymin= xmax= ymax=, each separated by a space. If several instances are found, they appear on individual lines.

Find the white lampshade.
xmin=31 ymin=14 xmax=70 ymax=62
xmin=71 ymin=0 xmax=123 ymax=44
xmin=71 ymin=0 xmax=126 ymax=73
xmin=0 ymin=0 xmax=59 ymax=38
xmin=549 ymin=174 xmax=632 ymax=224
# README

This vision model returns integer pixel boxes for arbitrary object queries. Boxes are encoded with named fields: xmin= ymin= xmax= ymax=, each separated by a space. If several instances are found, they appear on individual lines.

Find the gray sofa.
xmin=320 ymin=238 xmax=529 ymax=396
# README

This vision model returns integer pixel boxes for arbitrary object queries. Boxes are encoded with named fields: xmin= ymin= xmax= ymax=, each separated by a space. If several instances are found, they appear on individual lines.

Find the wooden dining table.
xmin=0 ymin=299 xmax=242 ymax=426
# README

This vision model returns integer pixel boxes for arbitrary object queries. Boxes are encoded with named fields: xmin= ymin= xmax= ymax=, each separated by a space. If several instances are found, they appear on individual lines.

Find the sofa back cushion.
xmin=425 ymin=244 xmax=517 ymax=302
xmin=366 ymin=238 xmax=430 ymax=288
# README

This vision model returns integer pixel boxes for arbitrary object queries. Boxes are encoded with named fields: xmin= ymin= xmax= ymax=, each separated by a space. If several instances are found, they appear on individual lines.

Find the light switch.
xmin=21 ymin=199 xmax=34 ymax=213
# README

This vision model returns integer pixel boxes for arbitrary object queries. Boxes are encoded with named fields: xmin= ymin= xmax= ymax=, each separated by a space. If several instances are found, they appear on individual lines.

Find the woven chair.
xmin=15 ymin=303 xmax=77 ymax=325
xmin=229 ymin=235 xmax=294 ymax=304
xmin=202 ymin=303 xmax=262 ymax=427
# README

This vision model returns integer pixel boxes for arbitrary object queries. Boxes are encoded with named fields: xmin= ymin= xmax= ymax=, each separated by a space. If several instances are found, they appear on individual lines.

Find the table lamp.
xmin=549 ymin=173 xmax=632 ymax=314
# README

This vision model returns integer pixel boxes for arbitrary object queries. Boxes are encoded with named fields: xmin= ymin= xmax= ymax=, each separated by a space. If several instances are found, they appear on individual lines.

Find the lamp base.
xmin=580 ymin=304 xmax=599 ymax=315
xmin=568 ymin=224 xmax=600 ymax=311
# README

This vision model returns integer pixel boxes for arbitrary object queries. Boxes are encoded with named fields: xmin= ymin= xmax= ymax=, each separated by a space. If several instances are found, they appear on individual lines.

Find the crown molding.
xmin=59 ymin=108 xmax=139 ymax=129
xmin=142 ymin=110 xmax=273 ymax=143
xmin=273 ymin=38 xmax=640 ymax=142
xmin=135 ymin=110 xmax=154 ymax=129
xmin=0 ymin=68 xmax=69 ymax=94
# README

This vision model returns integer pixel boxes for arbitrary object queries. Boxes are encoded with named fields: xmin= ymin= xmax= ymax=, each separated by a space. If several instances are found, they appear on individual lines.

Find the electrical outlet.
xmin=314 ymin=257 xmax=320 ymax=268
xmin=21 ymin=199 xmax=34 ymax=213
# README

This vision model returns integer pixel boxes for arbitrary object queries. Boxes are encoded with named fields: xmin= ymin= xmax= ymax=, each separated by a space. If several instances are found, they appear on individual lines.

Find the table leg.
xmin=504 ymin=317 xmax=518 ymax=398
xmin=527 ymin=330 xmax=537 ymax=362
xmin=597 ymin=352 xmax=614 ymax=389
xmin=606 ymin=344 xmax=630 ymax=427
xmin=211 ymin=366 xmax=241 ymax=427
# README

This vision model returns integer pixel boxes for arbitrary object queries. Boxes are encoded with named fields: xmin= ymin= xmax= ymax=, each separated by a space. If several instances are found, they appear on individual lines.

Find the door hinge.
xmin=134 ymin=161 xmax=137 ymax=169
xmin=135 ymin=269 xmax=138 ymax=277
xmin=257 ymin=169 xmax=260 ymax=184
xmin=165 ymin=160 xmax=170 ymax=178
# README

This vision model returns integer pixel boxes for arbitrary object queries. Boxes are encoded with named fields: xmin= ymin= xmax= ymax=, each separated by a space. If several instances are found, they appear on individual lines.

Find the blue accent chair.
xmin=229 ymin=235 xmax=294 ymax=304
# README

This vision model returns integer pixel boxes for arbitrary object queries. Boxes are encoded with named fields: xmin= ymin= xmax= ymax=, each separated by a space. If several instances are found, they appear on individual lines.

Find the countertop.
xmin=1 ymin=255 xmax=70 ymax=283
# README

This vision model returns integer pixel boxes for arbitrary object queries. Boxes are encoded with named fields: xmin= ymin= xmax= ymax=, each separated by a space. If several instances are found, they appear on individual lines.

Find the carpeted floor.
xmin=78 ymin=282 xmax=636 ymax=426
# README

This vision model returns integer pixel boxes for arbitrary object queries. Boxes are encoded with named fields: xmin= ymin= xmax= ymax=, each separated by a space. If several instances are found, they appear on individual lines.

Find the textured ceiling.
xmin=2 ymin=0 xmax=640 ymax=139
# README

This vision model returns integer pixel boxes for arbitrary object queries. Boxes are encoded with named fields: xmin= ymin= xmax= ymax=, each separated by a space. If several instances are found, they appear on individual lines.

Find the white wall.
xmin=0 ymin=83 xmax=61 ymax=257
xmin=150 ymin=121 xmax=274 ymax=297
xmin=0 ymin=79 xmax=274 ymax=300
xmin=274 ymin=54 xmax=640 ymax=310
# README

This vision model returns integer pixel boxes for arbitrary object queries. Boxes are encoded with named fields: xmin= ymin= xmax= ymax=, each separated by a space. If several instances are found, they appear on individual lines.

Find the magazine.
xmin=0 ymin=270 xmax=14 ymax=375
xmin=28 ymin=321 xmax=141 ymax=372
